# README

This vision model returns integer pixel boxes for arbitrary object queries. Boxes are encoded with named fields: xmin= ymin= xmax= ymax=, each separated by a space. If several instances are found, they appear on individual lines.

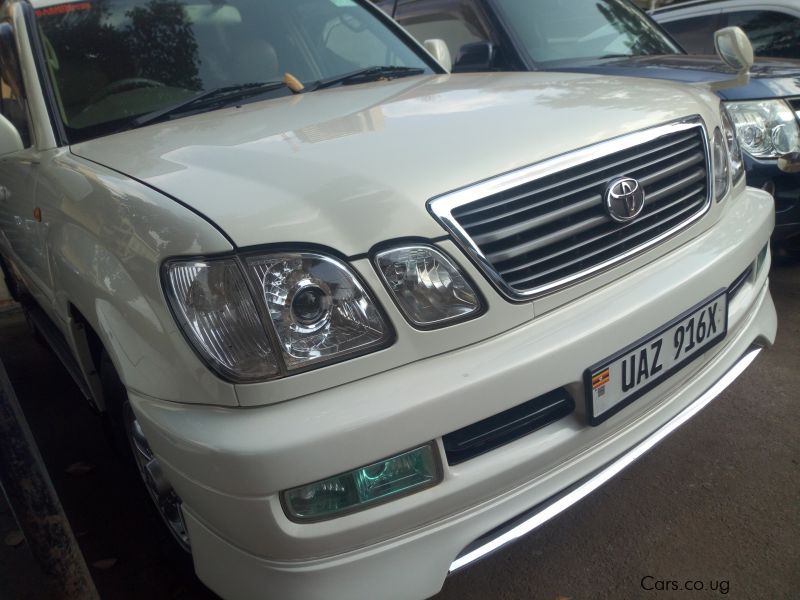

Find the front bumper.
xmin=131 ymin=187 xmax=776 ymax=600
xmin=450 ymin=344 xmax=762 ymax=572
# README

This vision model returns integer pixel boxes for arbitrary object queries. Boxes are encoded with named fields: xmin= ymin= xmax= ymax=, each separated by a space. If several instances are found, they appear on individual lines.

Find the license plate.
xmin=585 ymin=291 xmax=728 ymax=425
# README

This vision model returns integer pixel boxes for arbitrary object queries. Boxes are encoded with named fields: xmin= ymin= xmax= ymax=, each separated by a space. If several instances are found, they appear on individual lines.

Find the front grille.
xmin=430 ymin=120 xmax=711 ymax=299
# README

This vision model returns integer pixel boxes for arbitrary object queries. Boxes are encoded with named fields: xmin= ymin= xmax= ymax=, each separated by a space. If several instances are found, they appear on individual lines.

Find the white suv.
xmin=0 ymin=1 xmax=776 ymax=599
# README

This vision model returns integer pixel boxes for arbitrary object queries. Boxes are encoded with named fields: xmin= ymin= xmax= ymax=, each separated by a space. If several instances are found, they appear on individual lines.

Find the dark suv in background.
xmin=377 ymin=0 xmax=800 ymax=251
xmin=651 ymin=1 xmax=800 ymax=60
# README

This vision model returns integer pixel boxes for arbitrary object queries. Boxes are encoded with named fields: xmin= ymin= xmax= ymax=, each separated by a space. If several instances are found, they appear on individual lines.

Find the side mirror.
xmin=423 ymin=38 xmax=452 ymax=72
xmin=452 ymin=41 xmax=494 ymax=73
xmin=710 ymin=26 xmax=753 ymax=90
xmin=0 ymin=115 xmax=23 ymax=157
xmin=715 ymin=26 xmax=754 ymax=72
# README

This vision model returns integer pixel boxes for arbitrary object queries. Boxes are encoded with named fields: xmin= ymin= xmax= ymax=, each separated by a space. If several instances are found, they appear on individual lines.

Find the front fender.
xmin=42 ymin=150 xmax=238 ymax=407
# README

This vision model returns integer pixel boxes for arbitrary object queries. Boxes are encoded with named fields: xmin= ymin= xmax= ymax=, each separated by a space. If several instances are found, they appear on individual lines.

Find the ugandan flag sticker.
xmin=591 ymin=368 xmax=610 ymax=391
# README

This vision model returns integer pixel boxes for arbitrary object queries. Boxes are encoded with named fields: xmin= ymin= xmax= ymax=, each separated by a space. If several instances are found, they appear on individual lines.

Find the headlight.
xmin=720 ymin=107 xmax=744 ymax=184
xmin=725 ymin=99 xmax=800 ymax=159
xmin=246 ymin=252 xmax=391 ymax=370
xmin=374 ymin=245 xmax=482 ymax=328
xmin=164 ymin=252 xmax=391 ymax=380
xmin=712 ymin=127 xmax=730 ymax=201
xmin=164 ymin=259 xmax=279 ymax=382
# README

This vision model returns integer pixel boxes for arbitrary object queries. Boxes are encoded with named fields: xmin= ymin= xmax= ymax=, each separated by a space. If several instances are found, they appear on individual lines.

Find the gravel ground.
xmin=0 ymin=262 xmax=797 ymax=600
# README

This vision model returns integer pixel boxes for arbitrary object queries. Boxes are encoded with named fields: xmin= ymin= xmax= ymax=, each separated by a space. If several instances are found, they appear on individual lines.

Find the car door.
xmin=0 ymin=19 xmax=52 ymax=309
xmin=657 ymin=11 xmax=722 ymax=55
xmin=723 ymin=9 xmax=800 ymax=59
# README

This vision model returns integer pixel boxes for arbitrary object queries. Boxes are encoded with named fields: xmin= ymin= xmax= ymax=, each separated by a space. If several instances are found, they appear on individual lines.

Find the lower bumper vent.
xmin=443 ymin=389 xmax=574 ymax=465
xmin=728 ymin=265 xmax=753 ymax=300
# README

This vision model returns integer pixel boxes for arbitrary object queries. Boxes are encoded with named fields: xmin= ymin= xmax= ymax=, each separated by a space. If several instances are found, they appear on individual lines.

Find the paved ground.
xmin=0 ymin=262 xmax=797 ymax=600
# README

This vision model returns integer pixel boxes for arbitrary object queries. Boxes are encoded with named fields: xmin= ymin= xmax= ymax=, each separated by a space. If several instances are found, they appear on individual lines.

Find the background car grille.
xmin=444 ymin=124 xmax=710 ymax=297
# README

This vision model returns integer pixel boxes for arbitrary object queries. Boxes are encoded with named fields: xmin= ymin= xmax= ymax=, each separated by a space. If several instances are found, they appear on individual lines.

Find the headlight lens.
xmin=720 ymin=107 xmax=744 ymax=184
xmin=246 ymin=252 xmax=390 ymax=370
xmin=725 ymin=99 xmax=800 ymax=159
xmin=712 ymin=127 xmax=730 ymax=201
xmin=374 ymin=246 xmax=482 ymax=328
xmin=164 ymin=259 xmax=279 ymax=381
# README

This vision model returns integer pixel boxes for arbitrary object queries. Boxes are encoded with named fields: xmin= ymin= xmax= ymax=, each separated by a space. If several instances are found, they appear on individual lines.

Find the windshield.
xmin=491 ymin=0 xmax=681 ymax=65
xmin=34 ymin=0 xmax=432 ymax=142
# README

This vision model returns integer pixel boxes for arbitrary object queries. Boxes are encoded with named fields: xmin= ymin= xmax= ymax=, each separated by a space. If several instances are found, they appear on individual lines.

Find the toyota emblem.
xmin=605 ymin=177 xmax=646 ymax=223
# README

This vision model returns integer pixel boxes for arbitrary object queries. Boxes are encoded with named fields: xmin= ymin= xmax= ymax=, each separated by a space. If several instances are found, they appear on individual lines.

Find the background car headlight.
xmin=375 ymin=245 xmax=482 ymax=328
xmin=164 ymin=259 xmax=279 ymax=382
xmin=712 ymin=127 xmax=730 ymax=201
xmin=247 ymin=252 xmax=390 ymax=370
xmin=725 ymin=100 xmax=800 ymax=159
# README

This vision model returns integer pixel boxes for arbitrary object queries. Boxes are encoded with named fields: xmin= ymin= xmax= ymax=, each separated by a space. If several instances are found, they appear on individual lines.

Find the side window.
xmin=659 ymin=14 xmax=720 ymax=55
xmin=395 ymin=0 xmax=490 ymax=63
xmin=0 ymin=22 xmax=30 ymax=147
xmin=725 ymin=10 xmax=800 ymax=59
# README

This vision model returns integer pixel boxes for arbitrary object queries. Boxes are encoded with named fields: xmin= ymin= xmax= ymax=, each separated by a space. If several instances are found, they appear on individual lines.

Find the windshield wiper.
xmin=595 ymin=54 xmax=636 ymax=60
xmin=132 ymin=81 xmax=292 ymax=128
xmin=311 ymin=66 xmax=425 ymax=91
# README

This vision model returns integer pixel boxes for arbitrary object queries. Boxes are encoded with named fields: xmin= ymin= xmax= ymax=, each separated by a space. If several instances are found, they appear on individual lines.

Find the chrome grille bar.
xmin=502 ymin=184 xmax=706 ymax=287
xmin=428 ymin=117 xmax=711 ymax=301
xmin=506 ymin=197 xmax=704 ymax=288
xmin=455 ymin=131 xmax=698 ymax=224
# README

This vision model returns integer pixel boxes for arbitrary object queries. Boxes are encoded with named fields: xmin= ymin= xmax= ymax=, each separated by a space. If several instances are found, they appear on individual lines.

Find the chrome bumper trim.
xmin=449 ymin=346 xmax=762 ymax=573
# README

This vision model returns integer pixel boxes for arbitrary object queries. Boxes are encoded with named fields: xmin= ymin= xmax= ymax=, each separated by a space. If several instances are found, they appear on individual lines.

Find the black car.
xmin=377 ymin=0 xmax=800 ymax=248
xmin=651 ymin=0 xmax=800 ymax=60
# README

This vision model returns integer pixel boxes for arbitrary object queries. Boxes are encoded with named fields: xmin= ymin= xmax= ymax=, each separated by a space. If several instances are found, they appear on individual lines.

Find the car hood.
xmin=546 ymin=55 xmax=800 ymax=100
xmin=71 ymin=72 xmax=720 ymax=254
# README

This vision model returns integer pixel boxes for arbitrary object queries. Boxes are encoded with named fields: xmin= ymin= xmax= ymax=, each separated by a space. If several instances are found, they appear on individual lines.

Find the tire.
xmin=0 ymin=256 xmax=21 ymax=302
xmin=1 ymin=260 xmax=44 ymax=346
xmin=22 ymin=306 xmax=48 ymax=347
xmin=100 ymin=351 xmax=192 ymax=554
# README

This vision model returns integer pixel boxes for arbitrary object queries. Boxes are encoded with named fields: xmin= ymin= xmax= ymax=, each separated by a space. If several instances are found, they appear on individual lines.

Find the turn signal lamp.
xmin=374 ymin=245 xmax=482 ymax=328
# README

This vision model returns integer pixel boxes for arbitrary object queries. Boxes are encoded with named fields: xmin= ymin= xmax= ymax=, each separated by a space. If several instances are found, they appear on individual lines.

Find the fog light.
xmin=282 ymin=443 xmax=440 ymax=521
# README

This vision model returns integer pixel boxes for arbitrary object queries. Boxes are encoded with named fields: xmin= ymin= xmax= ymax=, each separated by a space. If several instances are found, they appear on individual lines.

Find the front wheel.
xmin=101 ymin=351 xmax=191 ymax=553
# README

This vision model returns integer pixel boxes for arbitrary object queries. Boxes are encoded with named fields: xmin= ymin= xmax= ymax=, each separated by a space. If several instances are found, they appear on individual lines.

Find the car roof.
xmin=652 ymin=0 xmax=800 ymax=16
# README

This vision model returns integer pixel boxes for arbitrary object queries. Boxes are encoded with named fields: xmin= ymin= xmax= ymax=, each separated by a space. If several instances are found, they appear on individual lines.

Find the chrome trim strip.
xmin=428 ymin=117 xmax=712 ymax=302
xmin=449 ymin=346 xmax=761 ymax=573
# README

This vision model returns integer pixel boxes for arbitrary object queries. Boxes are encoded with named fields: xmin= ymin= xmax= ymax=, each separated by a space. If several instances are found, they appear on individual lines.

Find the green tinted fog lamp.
xmin=282 ymin=443 xmax=440 ymax=521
